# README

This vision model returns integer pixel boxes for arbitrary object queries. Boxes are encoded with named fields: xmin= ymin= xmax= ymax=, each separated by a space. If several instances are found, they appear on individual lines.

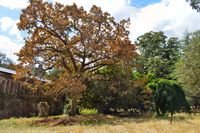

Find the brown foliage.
xmin=16 ymin=0 xmax=137 ymax=114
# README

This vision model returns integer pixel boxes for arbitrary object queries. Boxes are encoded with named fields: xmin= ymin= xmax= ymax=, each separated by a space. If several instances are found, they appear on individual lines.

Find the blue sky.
xmin=0 ymin=0 xmax=200 ymax=61
xmin=132 ymin=0 xmax=161 ymax=7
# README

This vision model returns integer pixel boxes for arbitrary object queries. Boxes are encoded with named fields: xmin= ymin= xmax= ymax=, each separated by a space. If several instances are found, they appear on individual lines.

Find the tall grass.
xmin=0 ymin=113 xmax=199 ymax=133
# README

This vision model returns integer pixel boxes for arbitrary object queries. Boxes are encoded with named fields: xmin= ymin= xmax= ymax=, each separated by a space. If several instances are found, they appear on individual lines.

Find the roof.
xmin=0 ymin=67 xmax=16 ymax=75
xmin=0 ymin=66 xmax=50 ymax=82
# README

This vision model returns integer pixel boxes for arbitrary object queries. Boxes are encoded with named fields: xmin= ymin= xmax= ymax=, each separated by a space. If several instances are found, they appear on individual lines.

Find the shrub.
xmin=63 ymin=103 xmax=70 ymax=115
xmin=37 ymin=102 xmax=50 ymax=117
xmin=79 ymin=108 xmax=98 ymax=116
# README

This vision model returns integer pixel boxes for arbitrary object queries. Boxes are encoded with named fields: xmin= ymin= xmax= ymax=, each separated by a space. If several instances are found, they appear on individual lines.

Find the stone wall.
xmin=0 ymin=72 xmax=64 ymax=119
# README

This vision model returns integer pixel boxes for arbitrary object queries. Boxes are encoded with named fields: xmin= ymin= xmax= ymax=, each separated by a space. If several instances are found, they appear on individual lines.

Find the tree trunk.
xmin=193 ymin=97 xmax=198 ymax=115
xmin=124 ymin=108 xmax=128 ymax=112
xmin=69 ymin=97 xmax=77 ymax=116
xmin=114 ymin=108 xmax=118 ymax=114
xmin=170 ymin=112 xmax=173 ymax=124
xmin=192 ymin=106 xmax=196 ymax=115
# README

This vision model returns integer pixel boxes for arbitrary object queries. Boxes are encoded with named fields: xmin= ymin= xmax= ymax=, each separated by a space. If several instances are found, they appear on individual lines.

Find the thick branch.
xmin=39 ymin=20 xmax=78 ymax=72
xmin=83 ymin=63 xmax=114 ymax=72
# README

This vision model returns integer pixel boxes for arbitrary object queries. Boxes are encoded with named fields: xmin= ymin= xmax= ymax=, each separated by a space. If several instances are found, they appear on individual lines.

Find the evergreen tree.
xmin=154 ymin=79 xmax=190 ymax=124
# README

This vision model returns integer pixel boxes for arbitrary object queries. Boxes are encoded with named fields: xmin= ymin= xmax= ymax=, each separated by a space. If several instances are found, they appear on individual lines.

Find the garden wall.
xmin=0 ymin=69 xmax=64 ymax=119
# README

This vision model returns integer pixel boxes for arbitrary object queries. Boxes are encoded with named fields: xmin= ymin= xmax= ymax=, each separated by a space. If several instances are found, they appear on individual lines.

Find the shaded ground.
xmin=36 ymin=114 xmax=116 ymax=126
xmin=0 ymin=113 xmax=200 ymax=133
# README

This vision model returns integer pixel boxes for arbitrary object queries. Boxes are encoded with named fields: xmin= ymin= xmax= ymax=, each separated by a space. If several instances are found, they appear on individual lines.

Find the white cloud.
xmin=0 ymin=17 xmax=22 ymax=41
xmin=130 ymin=0 xmax=200 ymax=40
xmin=0 ymin=35 xmax=23 ymax=62
xmin=0 ymin=0 xmax=28 ymax=9
xmin=52 ymin=0 xmax=200 ymax=40
xmin=0 ymin=17 xmax=15 ymax=30
xmin=0 ymin=0 xmax=199 ymax=40
xmin=52 ymin=0 xmax=130 ymax=13
xmin=52 ymin=0 xmax=137 ymax=21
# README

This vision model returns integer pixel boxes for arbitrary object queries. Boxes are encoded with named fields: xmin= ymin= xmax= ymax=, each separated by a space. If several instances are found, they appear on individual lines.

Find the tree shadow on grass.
xmin=34 ymin=113 xmax=157 ymax=126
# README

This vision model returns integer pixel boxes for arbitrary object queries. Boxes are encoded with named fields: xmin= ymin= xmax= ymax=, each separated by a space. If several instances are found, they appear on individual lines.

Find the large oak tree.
xmin=16 ymin=0 xmax=137 ymax=115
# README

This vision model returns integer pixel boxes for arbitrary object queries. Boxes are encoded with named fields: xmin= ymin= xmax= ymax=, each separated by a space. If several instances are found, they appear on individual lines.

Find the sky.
xmin=0 ymin=0 xmax=200 ymax=62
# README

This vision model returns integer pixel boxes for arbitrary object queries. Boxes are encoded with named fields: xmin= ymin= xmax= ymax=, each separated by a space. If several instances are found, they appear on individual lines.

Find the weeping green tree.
xmin=153 ymin=79 xmax=190 ymax=124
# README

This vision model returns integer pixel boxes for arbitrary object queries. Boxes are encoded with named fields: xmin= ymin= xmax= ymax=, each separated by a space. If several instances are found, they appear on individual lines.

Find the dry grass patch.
xmin=0 ymin=114 xmax=199 ymax=133
xmin=35 ymin=114 xmax=115 ymax=126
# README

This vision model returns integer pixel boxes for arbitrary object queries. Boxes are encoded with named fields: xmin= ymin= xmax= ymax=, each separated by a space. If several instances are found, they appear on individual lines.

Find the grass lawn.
xmin=0 ymin=113 xmax=199 ymax=133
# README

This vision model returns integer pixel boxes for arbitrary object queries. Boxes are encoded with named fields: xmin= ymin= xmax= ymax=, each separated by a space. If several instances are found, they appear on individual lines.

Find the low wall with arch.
xmin=0 ymin=71 xmax=64 ymax=119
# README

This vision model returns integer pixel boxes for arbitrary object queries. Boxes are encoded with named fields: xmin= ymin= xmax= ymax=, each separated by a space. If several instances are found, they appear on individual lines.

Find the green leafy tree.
xmin=187 ymin=0 xmax=200 ymax=11
xmin=153 ymin=79 xmax=190 ymax=124
xmin=181 ymin=31 xmax=192 ymax=50
xmin=176 ymin=30 xmax=200 ymax=108
xmin=0 ymin=53 xmax=14 ymax=69
xmin=136 ymin=31 xmax=180 ymax=78
xmin=80 ymin=66 xmax=148 ymax=114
